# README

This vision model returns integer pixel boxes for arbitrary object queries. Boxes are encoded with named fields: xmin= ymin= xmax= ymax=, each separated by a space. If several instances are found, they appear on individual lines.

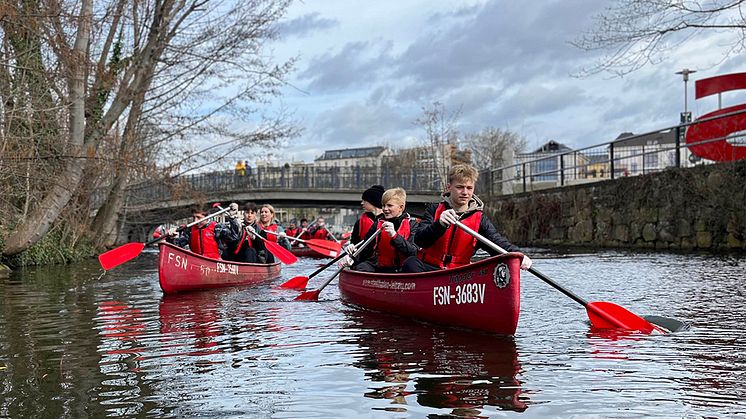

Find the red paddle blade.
xmin=278 ymin=276 xmax=309 ymax=290
xmin=98 ymin=242 xmax=146 ymax=270
xmin=586 ymin=301 xmax=658 ymax=333
xmin=294 ymin=289 xmax=321 ymax=301
xmin=264 ymin=240 xmax=298 ymax=265
xmin=306 ymin=239 xmax=342 ymax=257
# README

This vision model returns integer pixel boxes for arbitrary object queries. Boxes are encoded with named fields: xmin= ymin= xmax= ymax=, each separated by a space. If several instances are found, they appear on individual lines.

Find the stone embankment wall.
xmin=486 ymin=160 xmax=746 ymax=250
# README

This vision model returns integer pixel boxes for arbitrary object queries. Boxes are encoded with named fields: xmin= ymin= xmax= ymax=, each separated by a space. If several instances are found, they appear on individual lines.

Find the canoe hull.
xmin=339 ymin=253 xmax=522 ymax=335
xmin=290 ymin=246 xmax=331 ymax=258
xmin=158 ymin=242 xmax=281 ymax=294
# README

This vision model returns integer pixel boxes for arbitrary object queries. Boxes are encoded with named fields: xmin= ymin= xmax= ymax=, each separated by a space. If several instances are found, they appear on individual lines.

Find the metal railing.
xmin=125 ymin=165 xmax=443 ymax=206
xmin=479 ymin=109 xmax=746 ymax=196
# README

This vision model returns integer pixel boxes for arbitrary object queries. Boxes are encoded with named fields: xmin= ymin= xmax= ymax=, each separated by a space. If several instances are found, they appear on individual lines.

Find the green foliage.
xmin=0 ymin=228 xmax=97 ymax=268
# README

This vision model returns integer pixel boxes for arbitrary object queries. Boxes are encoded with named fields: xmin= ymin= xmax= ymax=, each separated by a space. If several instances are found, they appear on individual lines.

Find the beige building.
xmin=314 ymin=146 xmax=394 ymax=168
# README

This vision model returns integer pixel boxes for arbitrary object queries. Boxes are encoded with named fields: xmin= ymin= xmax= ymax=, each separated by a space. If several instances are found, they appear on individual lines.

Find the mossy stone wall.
xmin=486 ymin=160 xmax=746 ymax=250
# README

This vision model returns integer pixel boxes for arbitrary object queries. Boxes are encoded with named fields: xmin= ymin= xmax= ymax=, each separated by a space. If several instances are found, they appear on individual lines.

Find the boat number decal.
xmin=166 ymin=251 xmax=188 ymax=270
xmin=216 ymin=262 xmax=239 ymax=275
xmin=493 ymin=263 xmax=510 ymax=288
xmin=433 ymin=283 xmax=486 ymax=306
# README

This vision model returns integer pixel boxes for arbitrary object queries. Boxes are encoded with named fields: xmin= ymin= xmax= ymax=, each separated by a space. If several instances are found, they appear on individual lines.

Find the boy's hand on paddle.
xmin=382 ymin=221 xmax=396 ymax=237
xmin=520 ymin=255 xmax=532 ymax=270
xmin=337 ymin=255 xmax=354 ymax=268
xmin=343 ymin=242 xmax=356 ymax=254
xmin=439 ymin=209 xmax=459 ymax=227
xmin=228 ymin=203 xmax=240 ymax=219
xmin=245 ymin=225 xmax=257 ymax=240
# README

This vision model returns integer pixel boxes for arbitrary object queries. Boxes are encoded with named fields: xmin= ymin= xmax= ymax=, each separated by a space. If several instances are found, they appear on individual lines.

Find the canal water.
xmin=1 ymin=248 xmax=744 ymax=418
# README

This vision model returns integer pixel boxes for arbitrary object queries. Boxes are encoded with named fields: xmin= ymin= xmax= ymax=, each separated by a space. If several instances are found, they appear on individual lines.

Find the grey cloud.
xmin=311 ymin=101 xmax=414 ymax=147
xmin=392 ymin=0 xmax=610 ymax=102
xmin=276 ymin=12 xmax=337 ymax=39
xmin=497 ymin=84 xmax=587 ymax=121
xmin=299 ymin=40 xmax=394 ymax=92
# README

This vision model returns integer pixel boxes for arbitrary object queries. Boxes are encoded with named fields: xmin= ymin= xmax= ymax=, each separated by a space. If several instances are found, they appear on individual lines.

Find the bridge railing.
xmin=125 ymin=165 xmax=443 ymax=206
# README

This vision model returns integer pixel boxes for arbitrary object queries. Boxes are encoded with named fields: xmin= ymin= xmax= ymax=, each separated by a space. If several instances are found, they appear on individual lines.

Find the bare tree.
xmin=573 ymin=0 xmax=746 ymax=76
xmin=463 ymin=127 xmax=527 ymax=170
xmin=0 ymin=0 xmax=297 ymax=256
xmin=414 ymin=101 xmax=461 ymax=189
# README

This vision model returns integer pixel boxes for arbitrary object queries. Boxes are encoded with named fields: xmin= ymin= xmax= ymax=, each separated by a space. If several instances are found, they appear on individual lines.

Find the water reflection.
xmin=158 ymin=293 xmax=223 ymax=357
xmin=345 ymin=309 xmax=528 ymax=416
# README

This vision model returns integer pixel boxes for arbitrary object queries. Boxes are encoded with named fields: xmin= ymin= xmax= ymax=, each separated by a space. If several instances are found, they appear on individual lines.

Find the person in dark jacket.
xmin=346 ymin=187 xmax=419 ymax=273
xmin=221 ymin=202 xmax=275 ymax=263
xmin=401 ymin=164 xmax=532 ymax=273
xmin=350 ymin=184 xmax=384 ymax=245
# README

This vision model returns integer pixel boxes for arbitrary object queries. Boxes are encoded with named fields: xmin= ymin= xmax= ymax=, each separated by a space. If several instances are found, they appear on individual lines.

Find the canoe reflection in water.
xmin=345 ymin=309 xmax=528 ymax=415
xmin=159 ymin=292 xmax=225 ymax=358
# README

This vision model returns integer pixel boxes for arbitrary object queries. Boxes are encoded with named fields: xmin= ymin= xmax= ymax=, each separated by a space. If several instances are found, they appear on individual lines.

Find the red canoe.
xmin=338 ymin=252 xmax=523 ymax=335
xmin=158 ymin=242 xmax=281 ymax=294
xmin=290 ymin=245 xmax=333 ymax=258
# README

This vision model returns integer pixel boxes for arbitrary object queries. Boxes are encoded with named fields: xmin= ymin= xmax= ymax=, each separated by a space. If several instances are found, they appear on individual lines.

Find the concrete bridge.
xmin=120 ymin=166 xmax=444 ymax=240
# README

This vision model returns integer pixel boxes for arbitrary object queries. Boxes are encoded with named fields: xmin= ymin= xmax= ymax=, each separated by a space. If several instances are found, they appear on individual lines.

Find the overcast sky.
xmin=260 ymin=0 xmax=746 ymax=164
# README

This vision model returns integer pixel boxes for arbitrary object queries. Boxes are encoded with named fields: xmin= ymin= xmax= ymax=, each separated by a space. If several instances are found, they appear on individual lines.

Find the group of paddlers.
xmin=341 ymin=163 xmax=532 ymax=273
xmin=156 ymin=163 xmax=532 ymax=272
xmin=155 ymin=203 xmax=333 ymax=264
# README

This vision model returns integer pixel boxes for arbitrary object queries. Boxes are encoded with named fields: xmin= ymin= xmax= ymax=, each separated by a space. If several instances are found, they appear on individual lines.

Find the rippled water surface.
xmin=1 ymin=249 xmax=745 ymax=417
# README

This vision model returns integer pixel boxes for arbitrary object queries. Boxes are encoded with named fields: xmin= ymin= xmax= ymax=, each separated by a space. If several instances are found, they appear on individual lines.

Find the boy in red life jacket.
xmin=284 ymin=219 xmax=300 ymax=243
xmin=307 ymin=216 xmax=332 ymax=240
xmin=348 ymin=187 xmax=419 ymax=273
xmin=222 ymin=202 xmax=274 ymax=263
xmin=350 ymin=184 xmax=384 ymax=245
xmin=174 ymin=206 xmax=226 ymax=260
xmin=298 ymin=218 xmax=311 ymax=241
xmin=401 ymin=164 xmax=532 ymax=273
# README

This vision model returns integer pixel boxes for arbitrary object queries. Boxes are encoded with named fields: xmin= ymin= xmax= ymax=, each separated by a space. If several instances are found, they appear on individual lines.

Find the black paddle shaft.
xmin=527 ymin=267 xmax=590 ymax=307
xmin=453 ymin=221 xmax=591 ymax=308
xmin=307 ymin=252 xmax=348 ymax=280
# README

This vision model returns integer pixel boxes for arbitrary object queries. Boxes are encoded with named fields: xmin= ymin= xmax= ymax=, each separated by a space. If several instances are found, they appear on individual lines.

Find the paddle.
xmin=453 ymin=220 xmax=663 ymax=334
xmin=266 ymin=231 xmax=342 ymax=257
xmin=295 ymin=228 xmax=382 ymax=301
xmin=98 ymin=205 xmax=231 ymax=270
xmin=278 ymin=249 xmax=348 ymax=289
xmin=244 ymin=225 xmax=298 ymax=265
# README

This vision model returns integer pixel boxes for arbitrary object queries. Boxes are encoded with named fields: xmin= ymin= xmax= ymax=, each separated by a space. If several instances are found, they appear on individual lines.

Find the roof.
xmin=316 ymin=146 xmax=388 ymax=161
xmin=530 ymin=140 xmax=572 ymax=154
xmin=612 ymin=130 xmax=676 ymax=147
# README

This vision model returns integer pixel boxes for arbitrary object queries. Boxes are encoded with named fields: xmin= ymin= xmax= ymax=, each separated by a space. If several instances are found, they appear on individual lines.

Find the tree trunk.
xmin=1 ymin=0 xmax=92 ymax=257
xmin=92 ymin=90 xmax=149 ymax=247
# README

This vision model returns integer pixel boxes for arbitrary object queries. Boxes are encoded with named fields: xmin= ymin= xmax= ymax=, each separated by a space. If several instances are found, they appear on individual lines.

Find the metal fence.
xmin=479 ymin=110 xmax=745 ymax=196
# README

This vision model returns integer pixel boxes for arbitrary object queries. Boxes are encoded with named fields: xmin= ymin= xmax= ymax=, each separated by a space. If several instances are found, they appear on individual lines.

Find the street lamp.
xmin=675 ymin=68 xmax=697 ymax=123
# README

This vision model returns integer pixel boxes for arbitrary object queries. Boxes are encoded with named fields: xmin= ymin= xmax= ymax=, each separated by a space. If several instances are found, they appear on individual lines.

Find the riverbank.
xmin=0 ymin=227 xmax=97 ymax=268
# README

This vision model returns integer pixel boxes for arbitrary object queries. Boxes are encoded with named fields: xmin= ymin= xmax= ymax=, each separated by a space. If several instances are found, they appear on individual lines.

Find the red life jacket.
xmin=285 ymin=227 xmax=300 ymax=238
xmin=376 ymin=218 xmax=412 ymax=268
xmin=189 ymin=221 xmax=221 ymax=259
xmin=418 ymin=203 xmax=482 ymax=269
xmin=311 ymin=227 xmax=329 ymax=240
xmin=262 ymin=223 xmax=279 ymax=242
xmin=358 ymin=213 xmax=375 ymax=242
